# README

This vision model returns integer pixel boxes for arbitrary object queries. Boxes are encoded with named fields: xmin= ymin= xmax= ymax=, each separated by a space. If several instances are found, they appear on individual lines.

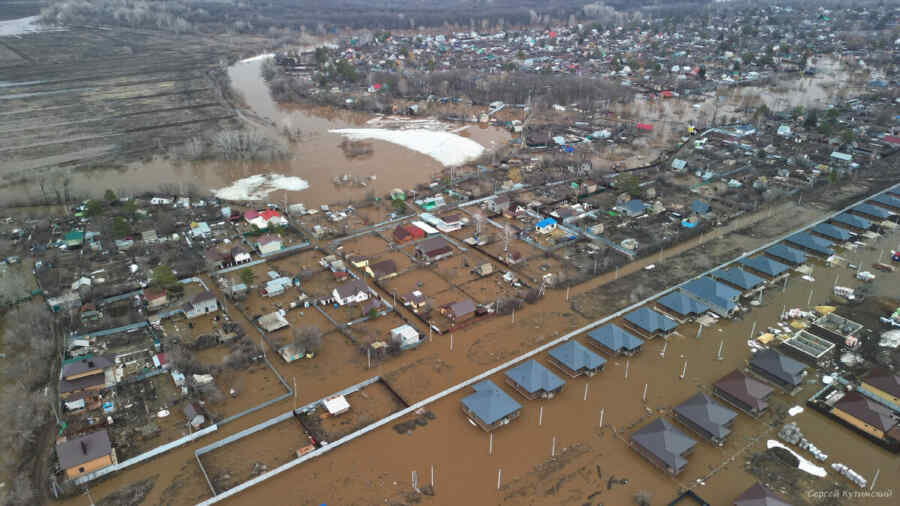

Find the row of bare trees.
xmin=169 ymin=129 xmax=290 ymax=162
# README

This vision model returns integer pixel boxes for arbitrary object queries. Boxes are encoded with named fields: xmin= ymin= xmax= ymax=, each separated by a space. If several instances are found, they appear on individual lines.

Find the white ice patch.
xmin=0 ymin=16 xmax=59 ymax=37
xmin=239 ymin=53 xmax=274 ymax=64
xmin=213 ymin=174 xmax=309 ymax=201
xmin=330 ymin=128 xmax=484 ymax=167
xmin=766 ymin=440 xmax=827 ymax=477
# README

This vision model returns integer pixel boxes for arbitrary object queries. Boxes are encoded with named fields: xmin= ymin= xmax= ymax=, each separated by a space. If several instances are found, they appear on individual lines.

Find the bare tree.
xmin=292 ymin=326 xmax=323 ymax=354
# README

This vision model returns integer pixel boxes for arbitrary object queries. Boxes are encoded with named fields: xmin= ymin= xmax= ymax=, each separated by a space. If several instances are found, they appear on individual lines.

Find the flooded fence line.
xmin=195 ymin=182 xmax=899 ymax=505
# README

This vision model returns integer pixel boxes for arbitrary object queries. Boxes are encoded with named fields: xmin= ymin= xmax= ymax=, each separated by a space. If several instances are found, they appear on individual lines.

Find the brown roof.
xmin=59 ymin=373 xmax=106 ymax=394
xmin=714 ymin=370 xmax=774 ymax=410
xmin=733 ymin=482 xmax=793 ymax=506
xmin=447 ymin=299 xmax=476 ymax=319
xmin=335 ymin=279 xmax=370 ymax=299
xmin=417 ymin=236 xmax=452 ymax=257
xmin=834 ymin=391 xmax=897 ymax=432
xmin=370 ymin=259 xmax=397 ymax=278
xmin=863 ymin=367 xmax=900 ymax=398
xmin=61 ymin=356 xmax=113 ymax=379
xmin=57 ymin=430 xmax=112 ymax=470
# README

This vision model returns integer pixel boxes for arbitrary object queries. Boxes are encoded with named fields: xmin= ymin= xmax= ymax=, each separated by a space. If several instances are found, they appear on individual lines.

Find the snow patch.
xmin=766 ymin=440 xmax=826 ymax=477
xmin=212 ymin=174 xmax=309 ymax=201
xmin=330 ymin=128 xmax=484 ymax=167
xmin=0 ymin=16 xmax=59 ymax=37
xmin=239 ymin=53 xmax=274 ymax=64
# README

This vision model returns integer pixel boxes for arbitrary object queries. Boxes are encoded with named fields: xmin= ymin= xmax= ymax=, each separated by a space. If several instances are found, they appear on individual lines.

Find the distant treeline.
xmin=40 ymin=0 xmax=712 ymax=33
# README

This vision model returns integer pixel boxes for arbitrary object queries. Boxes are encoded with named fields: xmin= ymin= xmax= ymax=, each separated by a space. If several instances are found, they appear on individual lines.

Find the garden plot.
xmin=458 ymin=274 xmax=519 ymax=306
xmin=334 ymin=232 xmax=391 ymax=257
xmin=382 ymin=267 xmax=453 ymax=300
xmin=298 ymin=380 xmax=406 ymax=444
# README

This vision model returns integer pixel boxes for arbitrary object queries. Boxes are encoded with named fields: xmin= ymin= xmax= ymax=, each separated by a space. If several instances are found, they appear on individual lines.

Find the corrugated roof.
xmin=831 ymin=212 xmax=870 ymax=230
xmin=681 ymin=277 xmax=741 ymax=313
xmin=764 ymin=244 xmax=807 ymax=265
xmin=461 ymin=380 xmax=522 ymax=425
xmin=631 ymin=418 xmax=696 ymax=473
xmin=785 ymin=232 xmax=834 ymax=256
xmin=811 ymin=223 xmax=852 ymax=242
xmin=712 ymin=267 xmax=765 ymax=291
xmin=674 ymin=392 xmax=737 ymax=439
xmin=504 ymin=359 xmax=566 ymax=394
xmin=853 ymin=203 xmax=891 ymax=219
xmin=656 ymin=291 xmax=709 ymax=317
xmin=547 ymin=341 xmax=606 ymax=372
xmin=738 ymin=256 xmax=789 ymax=277
xmin=588 ymin=323 xmax=646 ymax=350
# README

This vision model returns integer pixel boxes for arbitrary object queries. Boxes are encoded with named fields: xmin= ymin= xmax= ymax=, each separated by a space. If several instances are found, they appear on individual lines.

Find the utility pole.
xmin=680 ymin=360 xmax=687 ymax=380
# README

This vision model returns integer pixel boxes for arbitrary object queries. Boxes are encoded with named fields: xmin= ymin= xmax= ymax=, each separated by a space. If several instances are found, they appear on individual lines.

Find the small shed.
xmin=323 ymin=395 xmax=350 ymax=416
xmin=390 ymin=324 xmax=420 ymax=348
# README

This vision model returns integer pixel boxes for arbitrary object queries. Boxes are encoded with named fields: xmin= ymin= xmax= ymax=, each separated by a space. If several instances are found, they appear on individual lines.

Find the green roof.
xmin=65 ymin=230 xmax=84 ymax=241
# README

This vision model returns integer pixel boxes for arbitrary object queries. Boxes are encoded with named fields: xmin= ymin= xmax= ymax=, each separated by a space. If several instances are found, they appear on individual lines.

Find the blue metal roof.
xmin=738 ymin=256 xmax=789 ymax=277
xmin=588 ymin=323 xmax=646 ymax=351
xmin=622 ymin=199 xmax=647 ymax=214
xmin=690 ymin=200 xmax=710 ymax=215
xmin=785 ymin=232 xmax=834 ymax=256
xmin=712 ymin=267 xmax=765 ymax=291
xmin=536 ymin=217 xmax=557 ymax=228
xmin=831 ymin=212 xmax=870 ymax=230
xmin=657 ymin=291 xmax=709 ymax=317
xmin=548 ymin=341 xmax=606 ymax=372
xmin=682 ymin=277 xmax=741 ymax=313
xmin=504 ymin=359 xmax=565 ymax=394
xmin=811 ymin=223 xmax=853 ymax=242
xmin=853 ymin=203 xmax=891 ymax=219
xmin=870 ymin=194 xmax=900 ymax=209
xmin=624 ymin=307 xmax=678 ymax=334
xmin=461 ymin=380 xmax=522 ymax=425
xmin=765 ymin=244 xmax=807 ymax=264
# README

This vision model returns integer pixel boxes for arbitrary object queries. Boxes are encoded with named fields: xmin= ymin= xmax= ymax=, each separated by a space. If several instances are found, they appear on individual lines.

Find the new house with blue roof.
xmin=615 ymin=199 xmax=647 ymax=217
xmin=461 ymin=380 xmax=522 ymax=432
xmin=764 ymin=244 xmax=807 ymax=265
xmin=785 ymin=232 xmax=834 ymax=257
xmin=870 ymin=194 xmax=900 ymax=211
xmin=547 ymin=341 xmax=606 ymax=378
xmin=738 ymin=256 xmax=790 ymax=279
xmin=712 ymin=267 xmax=765 ymax=293
xmin=624 ymin=307 xmax=678 ymax=338
xmin=811 ymin=223 xmax=853 ymax=242
xmin=681 ymin=277 xmax=741 ymax=317
xmin=588 ymin=323 xmax=645 ymax=355
xmin=656 ymin=292 xmax=709 ymax=321
xmin=851 ymin=203 xmax=891 ymax=220
xmin=504 ymin=359 xmax=566 ymax=400
xmin=831 ymin=212 xmax=871 ymax=232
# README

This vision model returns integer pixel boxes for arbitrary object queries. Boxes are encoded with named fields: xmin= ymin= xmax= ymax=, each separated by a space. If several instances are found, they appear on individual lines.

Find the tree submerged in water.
xmin=171 ymin=129 xmax=290 ymax=162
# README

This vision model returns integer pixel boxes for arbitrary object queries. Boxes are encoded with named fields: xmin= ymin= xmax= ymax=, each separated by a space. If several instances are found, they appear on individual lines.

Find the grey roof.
xmin=548 ymin=341 xmax=606 ymax=372
xmin=461 ymin=380 xmax=522 ymax=425
xmin=831 ymin=212 xmax=870 ymax=230
xmin=738 ymin=256 xmax=789 ymax=277
xmin=56 ymin=430 xmax=112 ymax=469
xmin=811 ymin=223 xmax=852 ymax=242
xmin=674 ymin=392 xmax=737 ymax=439
xmin=733 ymin=483 xmax=793 ymax=506
xmin=61 ymin=356 xmax=114 ymax=379
xmin=191 ymin=290 xmax=217 ymax=304
xmin=785 ymin=232 xmax=834 ymax=256
xmin=765 ymin=244 xmax=807 ymax=265
xmin=631 ymin=418 xmax=696 ymax=473
xmin=448 ymin=299 xmax=476 ymax=318
xmin=713 ymin=370 xmax=774 ymax=411
xmin=621 ymin=199 xmax=647 ymax=215
xmin=712 ymin=267 xmax=765 ymax=291
xmin=504 ymin=359 xmax=565 ymax=394
xmin=335 ymin=279 xmax=370 ymax=299
xmin=657 ymin=292 xmax=709 ymax=317
xmin=749 ymin=350 xmax=806 ymax=387
xmin=682 ymin=277 xmax=740 ymax=313
xmin=588 ymin=323 xmax=645 ymax=351
xmin=690 ymin=200 xmax=710 ymax=214
xmin=870 ymin=193 xmax=900 ymax=209
xmin=852 ymin=202 xmax=891 ymax=219
xmin=624 ymin=307 xmax=677 ymax=334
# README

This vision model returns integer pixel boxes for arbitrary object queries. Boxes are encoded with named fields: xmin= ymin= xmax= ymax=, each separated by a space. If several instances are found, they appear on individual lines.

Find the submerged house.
xmin=860 ymin=368 xmax=900 ymax=407
xmin=764 ymin=244 xmax=807 ymax=266
xmin=749 ymin=350 xmax=807 ymax=391
xmin=733 ymin=483 xmax=793 ymax=506
xmin=738 ymin=256 xmax=790 ymax=279
xmin=831 ymin=391 xmax=900 ymax=442
xmin=546 ymin=340 xmax=606 ymax=378
xmin=830 ymin=212 xmax=871 ymax=232
xmin=630 ymin=418 xmax=696 ymax=476
xmin=656 ymin=291 xmax=709 ymax=321
xmin=711 ymin=267 xmax=766 ymax=295
xmin=504 ymin=359 xmax=565 ymax=400
xmin=681 ymin=277 xmax=741 ymax=317
xmin=713 ymin=370 xmax=775 ymax=418
xmin=461 ymin=380 xmax=522 ymax=432
xmin=587 ymin=323 xmax=645 ymax=356
xmin=673 ymin=392 xmax=737 ymax=446
xmin=623 ymin=307 xmax=677 ymax=339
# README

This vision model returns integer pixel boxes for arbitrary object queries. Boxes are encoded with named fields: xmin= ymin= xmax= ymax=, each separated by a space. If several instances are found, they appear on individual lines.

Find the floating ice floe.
xmin=0 ymin=16 xmax=60 ymax=37
xmin=213 ymin=174 xmax=310 ymax=201
xmin=330 ymin=127 xmax=485 ymax=167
